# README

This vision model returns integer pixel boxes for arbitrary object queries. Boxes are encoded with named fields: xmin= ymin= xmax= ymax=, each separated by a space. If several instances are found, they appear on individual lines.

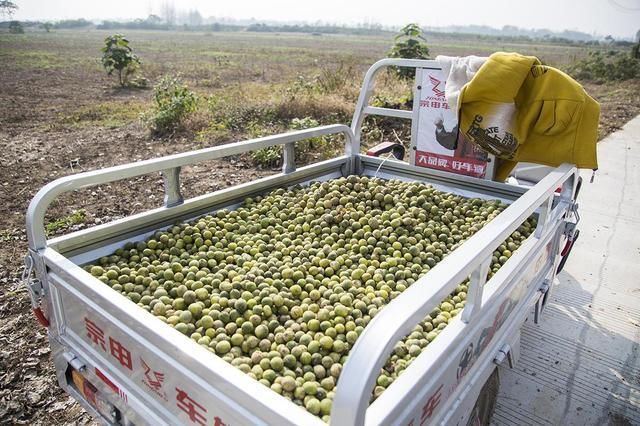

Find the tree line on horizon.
xmin=1 ymin=0 xmax=638 ymax=44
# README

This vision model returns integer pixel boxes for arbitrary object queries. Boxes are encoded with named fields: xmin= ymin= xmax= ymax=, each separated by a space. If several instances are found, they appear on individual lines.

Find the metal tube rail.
xmin=331 ymin=163 xmax=578 ymax=426
xmin=350 ymin=58 xmax=439 ymax=147
xmin=26 ymin=124 xmax=354 ymax=251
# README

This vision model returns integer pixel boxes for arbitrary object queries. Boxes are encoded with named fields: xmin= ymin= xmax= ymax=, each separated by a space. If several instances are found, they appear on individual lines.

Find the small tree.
xmin=187 ymin=9 xmax=203 ymax=27
xmin=42 ymin=22 xmax=53 ymax=33
xmin=101 ymin=34 xmax=141 ymax=87
xmin=388 ymin=23 xmax=431 ymax=79
xmin=632 ymin=29 xmax=640 ymax=59
xmin=8 ymin=20 xmax=24 ymax=34
xmin=143 ymin=75 xmax=197 ymax=135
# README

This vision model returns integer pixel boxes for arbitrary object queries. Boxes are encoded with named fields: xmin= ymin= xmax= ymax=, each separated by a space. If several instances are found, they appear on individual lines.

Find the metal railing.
xmin=350 ymin=58 xmax=438 ymax=145
xmin=331 ymin=163 xmax=577 ymax=425
xmin=26 ymin=125 xmax=354 ymax=251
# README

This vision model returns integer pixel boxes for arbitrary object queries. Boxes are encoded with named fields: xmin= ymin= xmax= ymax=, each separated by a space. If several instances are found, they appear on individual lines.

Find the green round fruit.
xmin=90 ymin=266 xmax=104 ymax=277
xmin=215 ymin=340 xmax=231 ymax=354
xmin=305 ymin=398 xmax=321 ymax=415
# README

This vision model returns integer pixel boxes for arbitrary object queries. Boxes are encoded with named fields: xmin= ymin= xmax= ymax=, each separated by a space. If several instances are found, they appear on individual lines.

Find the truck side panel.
xmin=365 ymin=226 xmax=559 ymax=425
xmin=44 ymin=250 xmax=324 ymax=426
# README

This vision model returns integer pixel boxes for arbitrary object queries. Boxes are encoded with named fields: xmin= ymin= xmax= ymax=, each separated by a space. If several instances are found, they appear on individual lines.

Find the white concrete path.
xmin=493 ymin=116 xmax=640 ymax=425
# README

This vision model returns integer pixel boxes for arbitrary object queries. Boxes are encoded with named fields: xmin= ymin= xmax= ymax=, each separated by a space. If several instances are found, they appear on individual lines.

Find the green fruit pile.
xmin=86 ymin=176 xmax=535 ymax=421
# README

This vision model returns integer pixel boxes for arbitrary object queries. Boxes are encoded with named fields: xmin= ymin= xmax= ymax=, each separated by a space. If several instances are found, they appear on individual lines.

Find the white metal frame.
xmin=26 ymin=124 xmax=356 ymax=252
xmin=351 ymin=58 xmax=431 ymax=146
xmin=351 ymin=58 xmax=496 ymax=179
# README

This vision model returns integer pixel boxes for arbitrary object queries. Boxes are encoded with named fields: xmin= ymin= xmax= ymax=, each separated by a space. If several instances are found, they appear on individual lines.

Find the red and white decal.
xmin=428 ymin=75 xmax=445 ymax=98
xmin=415 ymin=68 xmax=489 ymax=178
xmin=95 ymin=367 xmax=128 ymax=403
xmin=416 ymin=150 xmax=486 ymax=178
xmin=84 ymin=316 xmax=133 ymax=371
xmin=141 ymin=357 xmax=168 ymax=401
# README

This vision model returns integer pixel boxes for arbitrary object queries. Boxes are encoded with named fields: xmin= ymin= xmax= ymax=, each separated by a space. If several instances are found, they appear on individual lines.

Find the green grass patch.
xmin=46 ymin=209 xmax=87 ymax=236
xmin=60 ymin=101 xmax=147 ymax=129
xmin=3 ymin=50 xmax=64 ymax=69
xmin=0 ymin=47 xmax=94 ymax=70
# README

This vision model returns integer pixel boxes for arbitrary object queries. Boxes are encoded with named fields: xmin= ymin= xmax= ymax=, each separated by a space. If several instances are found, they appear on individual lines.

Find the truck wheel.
xmin=466 ymin=368 xmax=499 ymax=426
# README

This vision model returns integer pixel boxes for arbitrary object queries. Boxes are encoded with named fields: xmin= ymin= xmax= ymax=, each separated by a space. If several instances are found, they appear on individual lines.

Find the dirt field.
xmin=0 ymin=29 xmax=639 ymax=425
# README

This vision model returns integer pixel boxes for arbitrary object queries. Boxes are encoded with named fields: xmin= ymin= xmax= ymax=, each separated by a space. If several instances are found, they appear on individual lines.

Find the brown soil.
xmin=1 ymin=32 xmax=639 ymax=425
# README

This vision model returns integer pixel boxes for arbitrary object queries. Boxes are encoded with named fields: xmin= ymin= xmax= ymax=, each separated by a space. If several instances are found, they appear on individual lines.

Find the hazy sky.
xmin=11 ymin=0 xmax=640 ymax=39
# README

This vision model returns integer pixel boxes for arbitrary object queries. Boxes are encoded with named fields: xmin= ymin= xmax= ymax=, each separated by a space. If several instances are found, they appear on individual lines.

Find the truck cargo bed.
xmin=23 ymin=59 xmax=587 ymax=425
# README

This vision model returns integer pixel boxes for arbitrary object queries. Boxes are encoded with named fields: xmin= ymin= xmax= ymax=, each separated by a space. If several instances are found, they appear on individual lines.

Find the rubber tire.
xmin=466 ymin=368 xmax=500 ymax=426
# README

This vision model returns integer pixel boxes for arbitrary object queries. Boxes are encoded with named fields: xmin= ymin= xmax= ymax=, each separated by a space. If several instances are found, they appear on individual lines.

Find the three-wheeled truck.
xmin=23 ymin=59 xmax=581 ymax=425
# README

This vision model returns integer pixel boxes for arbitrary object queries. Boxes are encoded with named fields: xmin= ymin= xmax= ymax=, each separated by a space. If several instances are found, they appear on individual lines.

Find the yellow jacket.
xmin=458 ymin=52 xmax=600 ymax=181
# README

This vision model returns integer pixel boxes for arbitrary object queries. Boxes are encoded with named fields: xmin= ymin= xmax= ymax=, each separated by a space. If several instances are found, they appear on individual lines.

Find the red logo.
xmin=141 ymin=357 xmax=168 ymax=401
xmin=141 ymin=358 xmax=164 ymax=390
xmin=429 ymin=75 xmax=445 ymax=98
xmin=420 ymin=384 xmax=443 ymax=424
